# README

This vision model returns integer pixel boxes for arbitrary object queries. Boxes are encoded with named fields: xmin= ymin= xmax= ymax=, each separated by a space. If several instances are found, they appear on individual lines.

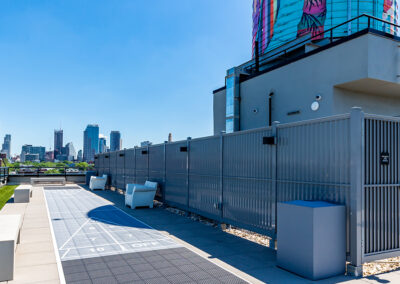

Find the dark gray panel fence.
xmin=165 ymin=141 xmax=188 ymax=208
xmin=189 ymin=136 xmax=220 ymax=220
xmin=136 ymin=147 xmax=148 ymax=184
xmin=116 ymin=150 xmax=125 ymax=189
xmin=95 ymin=108 xmax=400 ymax=270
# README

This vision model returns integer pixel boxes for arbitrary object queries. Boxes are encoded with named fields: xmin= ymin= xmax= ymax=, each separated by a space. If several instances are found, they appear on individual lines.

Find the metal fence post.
xmin=134 ymin=146 xmax=137 ymax=183
xmin=187 ymin=137 xmax=191 ymax=209
xmin=219 ymin=131 xmax=225 ymax=219
xmin=348 ymin=107 xmax=365 ymax=276
xmin=163 ymin=142 xmax=167 ymax=204
xmin=272 ymin=121 xmax=279 ymax=243
xmin=147 ymin=145 xmax=150 ymax=180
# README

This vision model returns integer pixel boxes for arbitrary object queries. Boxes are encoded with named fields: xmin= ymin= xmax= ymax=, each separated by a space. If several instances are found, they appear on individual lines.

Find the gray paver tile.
xmin=132 ymin=263 xmax=156 ymax=272
xmin=64 ymin=271 xmax=91 ymax=282
xmin=62 ymin=263 xmax=87 ymax=274
xmin=115 ymin=272 xmax=142 ymax=282
xmin=158 ymin=267 xmax=182 ymax=276
xmin=165 ymin=273 xmax=195 ymax=283
xmin=107 ymin=259 xmax=127 ymax=268
xmin=87 ymin=268 xmax=113 ymax=278
xmin=109 ymin=265 xmax=134 ymax=275
xmin=144 ymin=276 xmax=171 ymax=284
xmin=137 ymin=269 xmax=163 ymax=279
xmin=85 ymin=262 xmax=109 ymax=271
xmin=90 ymin=276 xmax=118 ymax=284
xmin=188 ymin=270 xmax=214 ymax=281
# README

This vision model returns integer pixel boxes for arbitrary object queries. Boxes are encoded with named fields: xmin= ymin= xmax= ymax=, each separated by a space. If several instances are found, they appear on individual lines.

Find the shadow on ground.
xmin=83 ymin=185 xmax=363 ymax=284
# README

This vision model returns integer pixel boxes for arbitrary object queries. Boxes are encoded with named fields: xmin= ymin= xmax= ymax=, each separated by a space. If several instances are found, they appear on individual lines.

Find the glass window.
xmin=226 ymin=76 xmax=235 ymax=117
xmin=226 ymin=118 xmax=234 ymax=133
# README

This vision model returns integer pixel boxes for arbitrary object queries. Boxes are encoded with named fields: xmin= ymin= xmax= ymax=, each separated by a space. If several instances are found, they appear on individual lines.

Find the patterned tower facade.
xmin=252 ymin=0 xmax=399 ymax=56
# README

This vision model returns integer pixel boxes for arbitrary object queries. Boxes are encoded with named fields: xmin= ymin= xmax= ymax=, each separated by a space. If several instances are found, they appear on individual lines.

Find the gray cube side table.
xmin=277 ymin=200 xmax=346 ymax=280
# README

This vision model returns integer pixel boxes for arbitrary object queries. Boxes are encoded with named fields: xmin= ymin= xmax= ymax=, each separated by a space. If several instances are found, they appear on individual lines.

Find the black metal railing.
xmin=0 ymin=167 xmax=8 ymax=183
xmin=244 ymin=14 xmax=400 ymax=74
xmin=7 ymin=167 xmax=93 ymax=178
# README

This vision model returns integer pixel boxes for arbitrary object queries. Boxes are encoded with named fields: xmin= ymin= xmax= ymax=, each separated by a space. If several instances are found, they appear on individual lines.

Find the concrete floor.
xmin=2 ymin=184 xmax=400 ymax=283
xmin=90 ymin=187 xmax=400 ymax=284
xmin=0 ymin=186 xmax=61 ymax=284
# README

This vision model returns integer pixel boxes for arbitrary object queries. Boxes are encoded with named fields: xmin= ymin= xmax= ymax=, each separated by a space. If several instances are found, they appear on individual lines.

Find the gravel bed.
xmin=154 ymin=200 xmax=397 ymax=277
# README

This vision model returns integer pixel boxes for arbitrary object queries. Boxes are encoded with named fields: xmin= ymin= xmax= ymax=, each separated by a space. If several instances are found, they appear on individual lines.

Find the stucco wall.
xmin=214 ymin=33 xmax=400 ymax=134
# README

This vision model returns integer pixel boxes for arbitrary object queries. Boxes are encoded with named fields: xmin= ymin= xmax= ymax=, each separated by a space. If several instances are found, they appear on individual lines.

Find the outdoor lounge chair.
xmin=89 ymin=174 xmax=108 ymax=190
xmin=125 ymin=181 xmax=158 ymax=209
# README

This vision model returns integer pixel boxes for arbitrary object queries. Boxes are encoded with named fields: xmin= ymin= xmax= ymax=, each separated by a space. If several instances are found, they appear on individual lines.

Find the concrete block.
xmin=277 ymin=200 xmax=346 ymax=280
xmin=14 ymin=185 xmax=32 ymax=203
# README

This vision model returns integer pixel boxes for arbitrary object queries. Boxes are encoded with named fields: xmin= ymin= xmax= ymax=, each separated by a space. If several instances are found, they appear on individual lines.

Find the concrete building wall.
xmin=213 ymin=33 xmax=400 ymax=134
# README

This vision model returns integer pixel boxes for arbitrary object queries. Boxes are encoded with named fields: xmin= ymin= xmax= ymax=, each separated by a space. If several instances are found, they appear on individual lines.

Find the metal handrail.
xmin=243 ymin=14 xmax=399 ymax=73
xmin=7 ymin=166 xmax=93 ymax=177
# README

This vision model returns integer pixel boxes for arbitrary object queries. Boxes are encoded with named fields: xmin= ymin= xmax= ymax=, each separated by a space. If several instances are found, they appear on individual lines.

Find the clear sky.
xmin=0 ymin=0 xmax=252 ymax=156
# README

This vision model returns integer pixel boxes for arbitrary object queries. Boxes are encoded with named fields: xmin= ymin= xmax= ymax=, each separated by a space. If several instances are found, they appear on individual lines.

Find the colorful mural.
xmin=383 ymin=0 xmax=399 ymax=34
xmin=252 ymin=0 xmax=400 ymax=57
xmin=297 ymin=0 xmax=327 ymax=39
xmin=252 ymin=0 xmax=280 ymax=57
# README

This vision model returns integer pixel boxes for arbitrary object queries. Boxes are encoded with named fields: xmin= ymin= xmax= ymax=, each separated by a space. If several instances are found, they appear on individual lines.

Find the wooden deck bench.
xmin=14 ymin=185 xmax=32 ymax=203
xmin=30 ymin=177 xmax=66 ymax=186
xmin=0 ymin=215 xmax=22 ymax=281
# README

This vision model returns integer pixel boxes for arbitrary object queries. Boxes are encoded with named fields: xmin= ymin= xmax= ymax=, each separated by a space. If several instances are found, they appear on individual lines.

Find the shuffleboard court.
xmin=44 ymin=185 xmax=247 ymax=283
xmin=44 ymin=186 xmax=181 ymax=261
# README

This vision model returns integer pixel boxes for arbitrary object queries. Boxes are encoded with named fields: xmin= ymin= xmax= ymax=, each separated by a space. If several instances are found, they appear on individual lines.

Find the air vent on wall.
xmin=180 ymin=146 xmax=188 ymax=152
xmin=141 ymin=150 xmax=148 ymax=155
xmin=263 ymin=136 xmax=275 ymax=145
xmin=119 ymin=153 xmax=125 ymax=157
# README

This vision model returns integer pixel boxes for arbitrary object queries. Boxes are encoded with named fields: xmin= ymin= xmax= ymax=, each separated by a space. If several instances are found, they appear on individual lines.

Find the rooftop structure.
xmin=215 ymin=14 xmax=400 ymax=134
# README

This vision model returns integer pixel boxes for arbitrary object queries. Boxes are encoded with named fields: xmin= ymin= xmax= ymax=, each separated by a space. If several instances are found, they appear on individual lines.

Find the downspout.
xmin=268 ymin=91 xmax=274 ymax=126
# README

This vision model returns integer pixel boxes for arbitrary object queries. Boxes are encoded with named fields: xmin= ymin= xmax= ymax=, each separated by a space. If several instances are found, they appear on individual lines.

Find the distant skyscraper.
xmin=64 ymin=142 xmax=76 ymax=161
xmin=20 ymin=145 xmax=46 ymax=162
xmin=54 ymin=130 xmax=63 ymax=157
xmin=99 ymin=135 xmax=107 ymax=153
xmin=1 ymin=134 xmax=11 ymax=159
xmin=77 ymin=150 xmax=83 ymax=161
xmin=83 ymin=124 xmax=99 ymax=162
xmin=168 ymin=133 xmax=172 ymax=142
xmin=110 ymin=131 xmax=121 ymax=152
xmin=45 ymin=151 xmax=54 ymax=162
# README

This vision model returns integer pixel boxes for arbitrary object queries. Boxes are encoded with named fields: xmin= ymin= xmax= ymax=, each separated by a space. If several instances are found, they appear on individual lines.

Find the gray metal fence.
xmin=94 ymin=108 xmax=400 ymax=270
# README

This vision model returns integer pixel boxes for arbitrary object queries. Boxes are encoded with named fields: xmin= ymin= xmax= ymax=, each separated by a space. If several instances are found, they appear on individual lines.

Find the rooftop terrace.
xmin=1 ymin=182 xmax=400 ymax=284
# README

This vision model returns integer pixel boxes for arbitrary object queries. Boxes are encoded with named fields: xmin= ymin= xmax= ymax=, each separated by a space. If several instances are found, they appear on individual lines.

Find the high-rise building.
xmin=1 ymin=134 xmax=11 ymax=159
xmin=54 ymin=130 xmax=63 ymax=158
xmin=20 ymin=145 xmax=46 ymax=162
xmin=99 ymin=135 xmax=107 ymax=153
xmin=110 ymin=131 xmax=121 ymax=152
xmin=64 ymin=142 xmax=76 ymax=161
xmin=77 ymin=150 xmax=83 ymax=161
xmin=45 ymin=151 xmax=54 ymax=162
xmin=83 ymin=124 xmax=99 ymax=162
xmin=24 ymin=153 xmax=39 ymax=162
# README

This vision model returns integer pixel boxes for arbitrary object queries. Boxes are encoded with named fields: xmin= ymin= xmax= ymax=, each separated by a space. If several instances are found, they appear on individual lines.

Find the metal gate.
xmin=363 ymin=115 xmax=400 ymax=262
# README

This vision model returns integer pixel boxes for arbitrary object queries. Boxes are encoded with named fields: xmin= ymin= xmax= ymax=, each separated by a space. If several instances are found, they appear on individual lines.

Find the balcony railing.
xmin=7 ymin=166 xmax=93 ymax=177
xmin=243 ymin=14 xmax=400 ymax=74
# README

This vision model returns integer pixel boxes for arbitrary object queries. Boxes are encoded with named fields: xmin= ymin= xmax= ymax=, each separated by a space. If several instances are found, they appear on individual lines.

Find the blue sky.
xmin=0 ymin=1 xmax=252 ymax=156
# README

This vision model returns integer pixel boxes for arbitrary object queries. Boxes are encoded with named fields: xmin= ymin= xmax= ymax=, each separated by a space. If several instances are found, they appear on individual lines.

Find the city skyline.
xmin=0 ymin=1 xmax=251 ymax=156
